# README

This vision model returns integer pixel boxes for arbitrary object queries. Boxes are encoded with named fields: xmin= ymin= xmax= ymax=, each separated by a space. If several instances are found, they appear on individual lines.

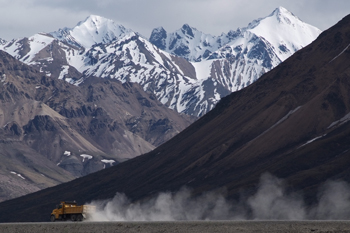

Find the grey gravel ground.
xmin=0 ymin=221 xmax=350 ymax=233
xmin=2 ymin=221 xmax=350 ymax=233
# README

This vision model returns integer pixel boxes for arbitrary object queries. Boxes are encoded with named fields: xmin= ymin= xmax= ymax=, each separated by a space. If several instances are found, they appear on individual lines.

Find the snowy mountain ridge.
xmin=150 ymin=7 xmax=320 ymax=63
xmin=0 ymin=7 xmax=321 ymax=116
xmin=149 ymin=24 xmax=237 ymax=62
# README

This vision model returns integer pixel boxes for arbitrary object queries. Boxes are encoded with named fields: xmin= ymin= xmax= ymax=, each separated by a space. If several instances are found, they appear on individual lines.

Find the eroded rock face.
xmin=0 ymin=50 xmax=194 ymax=201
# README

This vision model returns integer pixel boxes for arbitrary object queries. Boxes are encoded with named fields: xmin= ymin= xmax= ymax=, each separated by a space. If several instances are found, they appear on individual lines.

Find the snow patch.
xmin=10 ymin=171 xmax=25 ymax=179
xmin=1 ymin=74 xmax=6 ymax=83
xmin=270 ymin=106 xmax=301 ymax=129
xmin=191 ymin=60 xmax=213 ymax=80
xmin=58 ymin=65 xmax=69 ymax=80
xmin=253 ymin=106 xmax=301 ymax=141
xmin=330 ymin=44 xmax=350 ymax=63
xmin=25 ymin=34 xmax=55 ymax=64
xmin=64 ymin=151 xmax=71 ymax=156
xmin=101 ymin=159 xmax=116 ymax=168
xmin=298 ymin=134 xmax=327 ymax=149
xmin=328 ymin=112 xmax=350 ymax=129
xmin=80 ymin=154 xmax=93 ymax=162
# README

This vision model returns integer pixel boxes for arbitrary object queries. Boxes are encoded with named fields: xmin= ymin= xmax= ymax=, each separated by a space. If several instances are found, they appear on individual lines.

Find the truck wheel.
xmin=50 ymin=215 xmax=55 ymax=222
xmin=77 ymin=214 xmax=83 ymax=221
xmin=71 ymin=214 xmax=77 ymax=221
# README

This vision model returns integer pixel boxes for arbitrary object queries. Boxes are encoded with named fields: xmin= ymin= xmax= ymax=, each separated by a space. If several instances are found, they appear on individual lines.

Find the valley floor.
xmin=1 ymin=221 xmax=350 ymax=233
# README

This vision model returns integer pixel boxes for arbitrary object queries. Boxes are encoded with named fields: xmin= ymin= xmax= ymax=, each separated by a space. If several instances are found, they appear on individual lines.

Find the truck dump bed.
xmin=62 ymin=203 xmax=95 ymax=215
xmin=63 ymin=206 xmax=83 ymax=214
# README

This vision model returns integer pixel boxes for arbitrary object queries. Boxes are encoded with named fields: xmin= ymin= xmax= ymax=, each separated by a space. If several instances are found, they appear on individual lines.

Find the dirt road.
xmin=1 ymin=221 xmax=350 ymax=232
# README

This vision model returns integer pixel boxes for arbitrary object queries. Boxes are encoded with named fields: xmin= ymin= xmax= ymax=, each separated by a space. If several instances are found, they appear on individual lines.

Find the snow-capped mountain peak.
xmin=247 ymin=6 xmax=313 ymax=32
xmin=149 ymin=26 xmax=167 ymax=50
xmin=244 ymin=6 xmax=321 ymax=61
xmin=180 ymin=24 xmax=195 ymax=38
xmin=51 ymin=15 xmax=133 ymax=48
xmin=76 ymin=15 xmax=107 ymax=27
xmin=271 ymin=6 xmax=298 ymax=21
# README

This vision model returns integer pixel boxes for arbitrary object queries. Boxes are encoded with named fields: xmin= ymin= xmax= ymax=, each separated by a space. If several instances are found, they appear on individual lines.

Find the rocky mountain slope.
xmin=0 ymin=7 xmax=320 ymax=116
xmin=0 ymin=11 xmax=349 ymax=222
xmin=0 ymin=50 xmax=193 ymax=202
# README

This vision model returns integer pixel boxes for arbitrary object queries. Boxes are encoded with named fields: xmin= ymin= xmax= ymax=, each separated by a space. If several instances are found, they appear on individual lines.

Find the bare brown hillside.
xmin=0 ymin=51 xmax=193 ymax=201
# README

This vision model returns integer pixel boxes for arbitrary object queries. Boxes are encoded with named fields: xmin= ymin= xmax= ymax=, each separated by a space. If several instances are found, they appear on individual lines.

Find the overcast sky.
xmin=0 ymin=0 xmax=349 ymax=40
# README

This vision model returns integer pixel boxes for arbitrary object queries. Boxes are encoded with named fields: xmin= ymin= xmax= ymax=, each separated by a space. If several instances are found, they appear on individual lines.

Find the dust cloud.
xmin=86 ymin=173 xmax=350 ymax=221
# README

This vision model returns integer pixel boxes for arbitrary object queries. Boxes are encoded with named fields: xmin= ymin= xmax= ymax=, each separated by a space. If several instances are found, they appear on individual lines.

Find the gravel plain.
xmin=1 ymin=221 xmax=350 ymax=233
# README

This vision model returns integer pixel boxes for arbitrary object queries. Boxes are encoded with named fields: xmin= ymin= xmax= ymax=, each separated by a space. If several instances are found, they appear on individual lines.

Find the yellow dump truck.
xmin=50 ymin=201 xmax=95 ymax=222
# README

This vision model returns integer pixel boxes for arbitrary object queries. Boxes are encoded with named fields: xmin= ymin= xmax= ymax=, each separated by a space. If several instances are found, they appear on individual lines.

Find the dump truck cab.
xmin=50 ymin=201 xmax=94 ymax=222
xmin=51 ymin=202 xmax=64 ymax=220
